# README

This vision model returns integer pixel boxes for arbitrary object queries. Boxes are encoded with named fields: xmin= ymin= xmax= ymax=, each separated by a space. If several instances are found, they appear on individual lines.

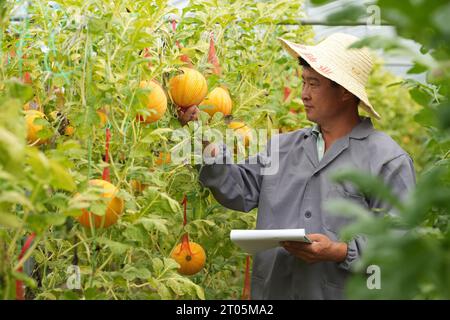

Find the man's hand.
xmin=176 ymin=105 xmax=220 ymax=159
xmin=175 ymin=106 xmax=220 ymax=159
xmin=281 ymin=234 xmax=348 ymax=264
xmin=177 ymin=105 xmax=200 ymax=126
xmin=202 ymin=140 xmax=220 ymax=158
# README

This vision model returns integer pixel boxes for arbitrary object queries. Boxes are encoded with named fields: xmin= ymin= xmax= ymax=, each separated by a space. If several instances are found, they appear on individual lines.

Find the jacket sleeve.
xmin=338 ymin=153 xmax=416 ymax=271
xmin=198 ymin=141 xmax=273 ymax=213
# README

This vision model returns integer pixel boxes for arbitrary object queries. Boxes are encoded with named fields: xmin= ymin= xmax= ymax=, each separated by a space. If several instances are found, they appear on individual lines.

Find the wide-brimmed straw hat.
xmin=278 ymin=33 xmax=380 ymax=120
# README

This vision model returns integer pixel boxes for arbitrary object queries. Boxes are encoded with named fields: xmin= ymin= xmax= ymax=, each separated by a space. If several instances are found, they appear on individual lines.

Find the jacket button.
xmin=305 ymin=211 xmax=312 ymax=218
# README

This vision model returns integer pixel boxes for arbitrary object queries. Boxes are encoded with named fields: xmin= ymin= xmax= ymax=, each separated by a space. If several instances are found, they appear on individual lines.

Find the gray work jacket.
xmin=198 ymin=117 xmax=416 ymax=299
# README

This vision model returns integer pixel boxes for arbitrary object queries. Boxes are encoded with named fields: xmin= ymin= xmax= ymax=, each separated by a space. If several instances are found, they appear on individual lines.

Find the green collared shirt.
xmin=312 ymin=124 xmax=325 ymax=161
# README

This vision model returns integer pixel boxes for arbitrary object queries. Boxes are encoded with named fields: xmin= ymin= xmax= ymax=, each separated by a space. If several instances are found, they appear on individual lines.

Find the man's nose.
xmin=301 ymin=86 xmax=311 ymax=102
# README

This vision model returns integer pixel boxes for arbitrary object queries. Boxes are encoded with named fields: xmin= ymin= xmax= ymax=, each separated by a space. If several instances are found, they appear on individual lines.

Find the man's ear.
xmin=341 ymin=87 xmax=357 ymax=103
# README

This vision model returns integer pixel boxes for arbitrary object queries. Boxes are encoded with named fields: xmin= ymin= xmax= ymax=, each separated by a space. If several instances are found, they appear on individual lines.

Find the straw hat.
xmin=278 ymin=33 xmax=380 ymax=120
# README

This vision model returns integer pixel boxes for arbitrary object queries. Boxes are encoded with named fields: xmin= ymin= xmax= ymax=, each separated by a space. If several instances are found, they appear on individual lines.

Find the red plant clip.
xmin=179 ymin=194 xmax=192 ymax=255
xmin=283 ymin=86 xmax=292 ymax=102
xmin=102 ymin=126 xmax=111 ymax=182
xmin=16 ymin=233 xmax=36 ymax=300
xmin=142 ymin=47 xmax=152 ymax=68
xmin=208 ymin=32 xmax=221 ymax=75
xmin=241 ymin=255 xmax=251 ymax=300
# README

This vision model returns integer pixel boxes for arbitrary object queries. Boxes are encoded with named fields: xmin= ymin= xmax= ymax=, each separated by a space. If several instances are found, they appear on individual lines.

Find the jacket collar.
xmin=303 ymin=116 xmax=374 ymax=140
xmin=301 ymin=116 xmax=375 ymax=172
xmin=348 ymin=116 xmax=374 ymax=140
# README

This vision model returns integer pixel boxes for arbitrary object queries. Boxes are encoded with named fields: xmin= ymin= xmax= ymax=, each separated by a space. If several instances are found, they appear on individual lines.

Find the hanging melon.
xmin=136 ymin=80 xmax=167 ymax=124
xmin=169 ymin=68 xmax=208 ymax=108
xmin=199 ymin=87 xmax=232 ymax=117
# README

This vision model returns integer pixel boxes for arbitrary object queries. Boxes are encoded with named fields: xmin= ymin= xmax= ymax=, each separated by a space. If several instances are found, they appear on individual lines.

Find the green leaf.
xmin=90 ymin=202 xmax=107 ymax=217
xmin=144 ymin=188 xmax=182 ymax=215
xmin=136 ymin=216 xmax=169 ymax=234
xmin=166 ymin=278 xmax=187 ymax=296
xmin=323 ymin=199 xmax=393 ymax=242
xmin=62 ymin=291 xmax=81 ymax=300
xmin=409 ymin=87 xmax=432 ymax=106
xmin=323 ymin=198 xmax=375 ymax=221
xmin=152 ymin=258 xmax=164 ymax=274
xmin=134 ymin=267 xmax=152 ymax=280
xmin=0 ymin=128 xmax=24 ymax=161
xmin=163 ymin=257 xmax=181 ymax=271
xmin=0 ymin=211 xmax=23 ymax=228
xmin=122 ymin=266 xmax=152 ymax=281
xmin=6 ymin=80 xmax=34 ymax=102
xmin=407 ymin=62 xmax=428 ymax=75
xmin=123 ymin=225 xmax=146 ymax=243
xmin=436 ymin=102 xmax=450 ymax=130
xmin=194 ymin=283 xmax=205 ymax=300
xmin=11 ymin=270 xmax=37 ymax=289
xmin=43 ymin=192 xmax=70 ymax=210
xmin=49 ymin=161 xmax=76 ymax=192
xmin=414 ymin=107 xmax=437 ymax=127
xmin=42 ymin=214 xmax=67 ymax=226
xmin=330 ymin=169 xmax=405 ymax=212
xmin=186 ymin=219 xmax=216 ymax=237
xmin=87 ymin=17 xmax=108 ymax=35
xmin=156 ymin=281 xmax=172 ymax=299
xmin=141 ymin=128 xmax=173 ymax=144
xmin=97 ymin=237 xmax=131 ymax=255
xmin=36 ymin=292 xmax=57 ymax=300
xmin=0 ymin=191 xmax=33 ymax=209
xmin=161 ymin=193 xmax=182 ymax=214
xmin=26 ymin=148 xmax=50 ymax=180
xmin=84 ymin=288 xmax=106 ymax=300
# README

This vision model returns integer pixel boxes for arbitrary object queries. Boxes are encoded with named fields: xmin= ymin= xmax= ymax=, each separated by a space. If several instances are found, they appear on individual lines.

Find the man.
xmin=178 ymin=33 xmax=416 ymax=299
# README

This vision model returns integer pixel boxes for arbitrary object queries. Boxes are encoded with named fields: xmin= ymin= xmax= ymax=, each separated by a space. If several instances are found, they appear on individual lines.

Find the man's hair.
xmin=298 ymin=57 xmax=311 ymax=68
xmin=298 ymin=57 xmax=338 ymax=87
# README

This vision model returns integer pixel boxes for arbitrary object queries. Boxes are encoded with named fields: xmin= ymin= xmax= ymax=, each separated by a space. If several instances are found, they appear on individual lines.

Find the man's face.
xmin=300 ymin=67 xmax=346 ymax=125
